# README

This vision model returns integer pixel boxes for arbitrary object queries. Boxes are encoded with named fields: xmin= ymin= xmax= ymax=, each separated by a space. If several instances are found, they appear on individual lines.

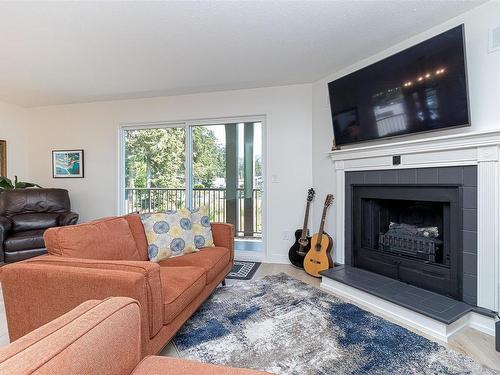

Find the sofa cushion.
xmin=0 ymin=188 xmax=70 ymax=217
xmin=161 ymin=266 xmax=206 ymax=324
xmin=11 ymin=213 xmax=60 ymax=232
xmin=159 ymin=247 xmax=230 ymax=284
xmin=140 ymin=210 xmax=197 ymax=262
xmin=125 ymin=214 xmax=149 ymax=261
xmin=4 ymin=229 xmax=45 ymax=252
xmin=44 ymin=217 xmax=141 ymax=260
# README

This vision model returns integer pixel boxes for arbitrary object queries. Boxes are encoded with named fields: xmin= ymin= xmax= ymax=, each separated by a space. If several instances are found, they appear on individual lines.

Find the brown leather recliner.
xmin=0 ymin=188 xmax=78 ymax=263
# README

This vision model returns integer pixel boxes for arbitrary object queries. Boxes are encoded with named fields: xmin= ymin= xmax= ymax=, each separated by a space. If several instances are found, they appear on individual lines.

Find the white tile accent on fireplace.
xmin=327 ymin=129 xmax=500 ymax=312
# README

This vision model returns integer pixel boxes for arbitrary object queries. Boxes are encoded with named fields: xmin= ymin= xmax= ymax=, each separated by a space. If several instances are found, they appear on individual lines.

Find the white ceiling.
xmin=0 ymin=1 xmax=485 ymax=107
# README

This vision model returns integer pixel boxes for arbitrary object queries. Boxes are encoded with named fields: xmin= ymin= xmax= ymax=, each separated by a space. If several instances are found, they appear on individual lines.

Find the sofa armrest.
xmin=0 ymin=297 xmax=141 ymax=375
xmin=1 ymin=261 xmax=160 ymax=356
xmin=0 ymin=216 xmax=12 ymax=262
xmin=211 ymin=223 xmax=235 ymax=260
xmin=24 ymin=255 xmax=163 ymax=339
xmin=0 ymin=216 xmax=12 ymax=232
xmin=58 ymin=211 xmax=79 ymax=226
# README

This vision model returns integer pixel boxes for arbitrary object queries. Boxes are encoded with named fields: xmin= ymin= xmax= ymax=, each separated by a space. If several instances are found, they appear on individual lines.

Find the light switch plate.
xmin=489 ymin=25 xmax=500 ymax=53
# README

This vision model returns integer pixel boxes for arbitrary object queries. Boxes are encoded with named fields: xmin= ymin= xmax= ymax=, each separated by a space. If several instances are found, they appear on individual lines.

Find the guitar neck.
xmin=300 ymin=201 xmax=311 ymax=238
xmin=318 ymin=205 xmax=328 ymax=239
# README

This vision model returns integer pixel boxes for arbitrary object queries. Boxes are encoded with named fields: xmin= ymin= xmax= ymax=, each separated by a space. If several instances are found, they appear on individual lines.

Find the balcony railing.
xmin=125 ymin=188 xmax=262 ymax=237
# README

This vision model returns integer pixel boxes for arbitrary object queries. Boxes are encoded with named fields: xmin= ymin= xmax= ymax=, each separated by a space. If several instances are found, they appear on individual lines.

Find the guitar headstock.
xmin=324 ymin=194 xmax=334 ymax=207
xmin=307 ymin=188 xmax=315 ymax=202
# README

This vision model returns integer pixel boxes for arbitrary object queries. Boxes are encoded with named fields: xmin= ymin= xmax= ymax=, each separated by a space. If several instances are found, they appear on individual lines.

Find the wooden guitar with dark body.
xmin=288 ymin=229 xmax=312 ymax=268
xmin=288 ymin=188 xmax=315 ymax=269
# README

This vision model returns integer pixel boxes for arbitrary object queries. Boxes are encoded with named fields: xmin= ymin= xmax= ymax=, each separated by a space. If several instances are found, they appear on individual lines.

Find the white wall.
xmin=27 ymin=84 xmax=313 ymax=263
xmin=311 ymin=0 xmax=500 ymax=255
xmin=0 ymin=100 xmax=30 ymax=180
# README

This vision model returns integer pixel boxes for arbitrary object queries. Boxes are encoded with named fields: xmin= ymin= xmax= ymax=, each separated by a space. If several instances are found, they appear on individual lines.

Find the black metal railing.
xmin=125 ymin=188 xmax=262 ymax=237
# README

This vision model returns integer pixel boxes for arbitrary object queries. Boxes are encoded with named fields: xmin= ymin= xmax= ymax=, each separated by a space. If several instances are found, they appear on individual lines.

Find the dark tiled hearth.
xmin=321 ymin=265 xmax=486 ymax=324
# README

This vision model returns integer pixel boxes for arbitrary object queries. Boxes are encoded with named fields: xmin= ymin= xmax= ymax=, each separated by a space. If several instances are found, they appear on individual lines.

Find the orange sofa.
xmin=0 ymin=297 xmax=269 ymax=374
xmin=0 ymin=214 xmax=235 ymax=356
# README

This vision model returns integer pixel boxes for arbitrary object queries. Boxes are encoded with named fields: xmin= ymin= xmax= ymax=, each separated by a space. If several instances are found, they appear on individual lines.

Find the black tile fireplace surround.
xmin=345 ymin=166 xmax=478 ymax=305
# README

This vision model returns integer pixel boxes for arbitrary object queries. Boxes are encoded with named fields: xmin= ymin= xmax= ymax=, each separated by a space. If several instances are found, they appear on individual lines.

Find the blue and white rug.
xmin=173 ymin=273 xmax=497 ymax=374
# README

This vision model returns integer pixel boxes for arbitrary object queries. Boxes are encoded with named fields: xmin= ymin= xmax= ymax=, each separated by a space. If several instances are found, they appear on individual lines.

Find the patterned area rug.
xmin=226 ymin=261 xmax=261 ymax=280
xmin=173 ymin=273 xmax=497 ymax=374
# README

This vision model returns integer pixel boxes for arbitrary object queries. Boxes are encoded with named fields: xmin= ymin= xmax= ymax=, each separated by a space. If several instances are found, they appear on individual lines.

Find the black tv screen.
xmin=329 ymin=25 xmax=469 ymax=146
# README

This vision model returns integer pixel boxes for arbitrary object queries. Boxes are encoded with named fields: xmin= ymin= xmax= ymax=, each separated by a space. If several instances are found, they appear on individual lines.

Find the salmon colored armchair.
xmin=0 ymin=297 xmax=270 ymax=374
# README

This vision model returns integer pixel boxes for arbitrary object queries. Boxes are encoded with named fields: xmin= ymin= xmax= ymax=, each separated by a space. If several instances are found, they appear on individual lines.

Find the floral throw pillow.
xmin=140 ymin=209 xmax=197 ymax=262
xmin=190 ymin=205 xmax=215 ymax=249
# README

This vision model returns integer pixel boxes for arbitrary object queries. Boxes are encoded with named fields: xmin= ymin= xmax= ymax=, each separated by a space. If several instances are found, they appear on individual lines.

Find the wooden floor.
xmin=1 ymin=263 xmax=499 ymax=371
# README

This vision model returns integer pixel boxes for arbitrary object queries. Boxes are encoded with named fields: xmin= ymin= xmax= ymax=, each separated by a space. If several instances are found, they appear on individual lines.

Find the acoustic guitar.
xmin=304 ymin=194 xmax=334 ymax=278
xmin=288 ymin=188 xmax=315 ymax=268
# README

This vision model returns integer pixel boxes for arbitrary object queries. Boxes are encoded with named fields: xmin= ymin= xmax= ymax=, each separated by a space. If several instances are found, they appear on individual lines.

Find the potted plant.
xmin=0 ymin=176 xmax=42 ymax=190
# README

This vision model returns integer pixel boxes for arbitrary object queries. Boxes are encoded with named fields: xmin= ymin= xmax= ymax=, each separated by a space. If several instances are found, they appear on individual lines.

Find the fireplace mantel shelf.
xmin=328 ymin=129 xmax=500 ymax=163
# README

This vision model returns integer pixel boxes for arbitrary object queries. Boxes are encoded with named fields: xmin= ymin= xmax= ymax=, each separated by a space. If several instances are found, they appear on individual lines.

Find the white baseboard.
xmin=468 ymin=312 xmax=496 ymax=336
xmin=320 ymin=277 xmax=495 ymax=343
xmin=234 ymin=251 xmax=267 ymax=263
xmin=234 ymin=251 xmax=289 ymax=265
xmin=264 ymin=254 xmax=289 ymax=264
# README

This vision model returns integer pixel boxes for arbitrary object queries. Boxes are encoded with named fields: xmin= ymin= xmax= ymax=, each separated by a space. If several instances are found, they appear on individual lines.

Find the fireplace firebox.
xmin=345 ymin=167 xmax=478 ymax=305
xmin=352 ymin=186 xmax=461 ymax=299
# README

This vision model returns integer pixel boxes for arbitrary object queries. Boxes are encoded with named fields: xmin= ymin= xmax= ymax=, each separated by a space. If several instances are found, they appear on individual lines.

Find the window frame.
xmin=118 ymin=115 xmax=267 ymax=258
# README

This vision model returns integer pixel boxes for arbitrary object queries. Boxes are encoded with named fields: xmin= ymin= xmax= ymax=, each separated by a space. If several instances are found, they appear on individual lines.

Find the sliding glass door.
xmin=122 ymin=119 xmax=264 ymax=251
xmin=191 ymin=122 xmax=262 ymax=240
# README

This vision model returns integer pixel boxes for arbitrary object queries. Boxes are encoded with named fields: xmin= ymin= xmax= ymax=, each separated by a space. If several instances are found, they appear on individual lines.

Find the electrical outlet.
xmin=282 ymin=231 xmax=291 ymax=241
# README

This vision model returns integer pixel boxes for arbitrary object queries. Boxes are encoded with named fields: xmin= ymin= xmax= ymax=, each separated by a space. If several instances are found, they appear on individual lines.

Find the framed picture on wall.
xmin=52 ymin=149 xmax=84 ymax=178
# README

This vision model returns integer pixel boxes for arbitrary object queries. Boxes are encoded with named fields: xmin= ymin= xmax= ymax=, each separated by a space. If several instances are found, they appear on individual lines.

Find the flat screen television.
xmin=328 ymin=25 xmax=469 ymax=147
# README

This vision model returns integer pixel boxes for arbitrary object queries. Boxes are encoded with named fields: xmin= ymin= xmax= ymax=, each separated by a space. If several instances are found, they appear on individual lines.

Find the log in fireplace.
xmin=378 ymin=222 xmax=442 ymax=263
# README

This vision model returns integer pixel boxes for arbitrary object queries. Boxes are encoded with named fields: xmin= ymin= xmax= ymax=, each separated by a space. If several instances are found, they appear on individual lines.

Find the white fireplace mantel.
xmin=328 ymin=129 xmax=500 ymax=312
